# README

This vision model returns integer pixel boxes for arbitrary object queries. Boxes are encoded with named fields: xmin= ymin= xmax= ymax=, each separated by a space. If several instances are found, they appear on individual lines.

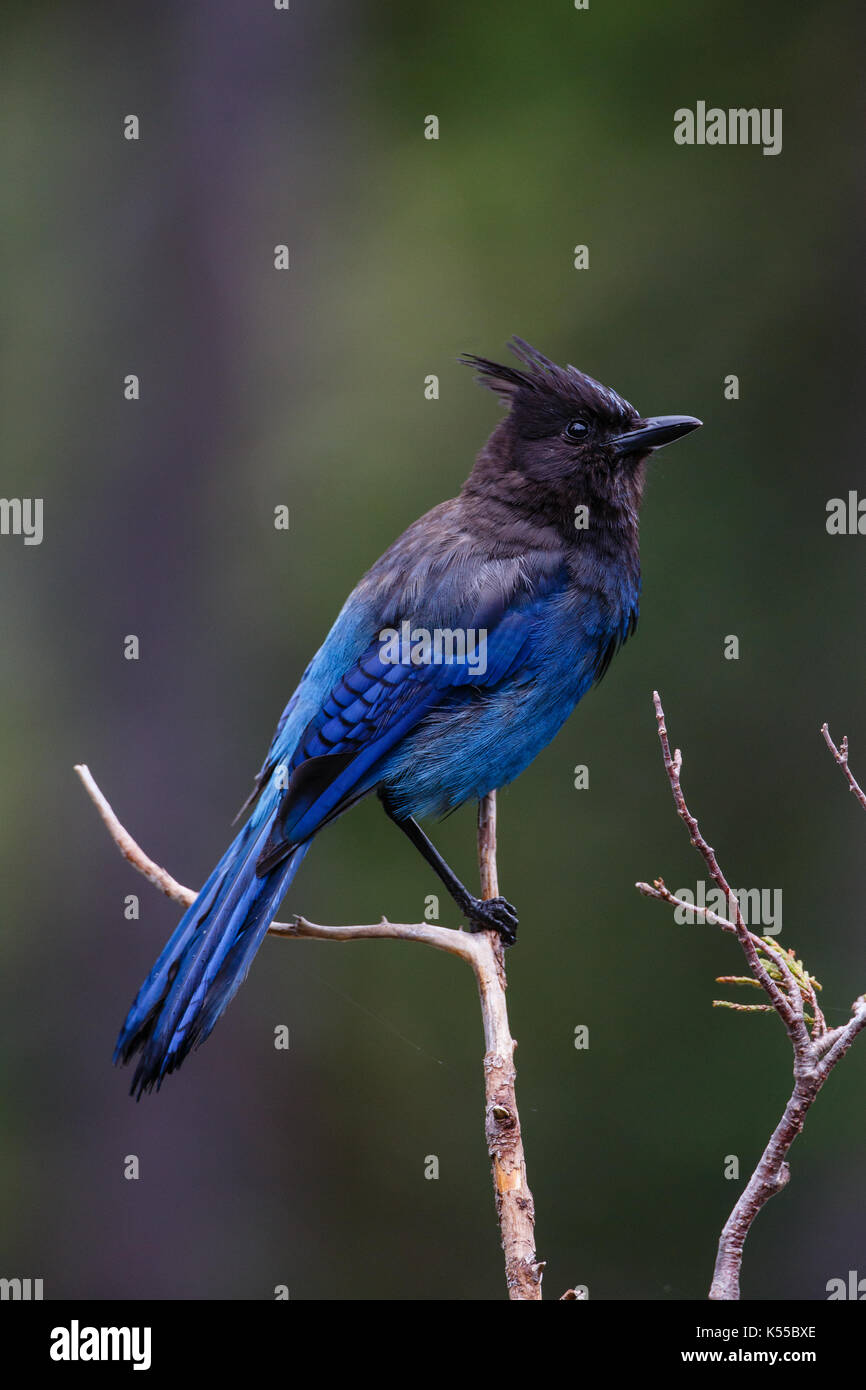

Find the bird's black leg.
xmin=379 ymin=794 xmax=519 ymax=945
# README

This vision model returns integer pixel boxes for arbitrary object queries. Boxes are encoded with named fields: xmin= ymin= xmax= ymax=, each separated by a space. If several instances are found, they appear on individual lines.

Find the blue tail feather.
xmin=114 ymin=818 xmax=309 ymax=1099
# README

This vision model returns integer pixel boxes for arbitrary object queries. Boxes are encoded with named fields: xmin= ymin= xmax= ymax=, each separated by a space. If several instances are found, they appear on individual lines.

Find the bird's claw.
xmin=466 ymin=896 xmax=519 ymax=946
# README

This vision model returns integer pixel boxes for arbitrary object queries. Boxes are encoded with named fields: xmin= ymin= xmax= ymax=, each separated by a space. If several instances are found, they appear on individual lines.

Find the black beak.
xmin=611 ymin=414 xmax=702 ymax=456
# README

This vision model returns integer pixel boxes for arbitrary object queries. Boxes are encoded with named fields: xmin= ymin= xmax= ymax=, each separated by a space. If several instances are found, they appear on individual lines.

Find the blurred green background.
xmin=1 ymin=0 xmax=864 ymax=1300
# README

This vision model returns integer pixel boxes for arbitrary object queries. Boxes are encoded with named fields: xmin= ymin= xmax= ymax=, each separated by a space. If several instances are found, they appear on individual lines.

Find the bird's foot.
xmin=466 ymin=896 xmax=519 ymax=946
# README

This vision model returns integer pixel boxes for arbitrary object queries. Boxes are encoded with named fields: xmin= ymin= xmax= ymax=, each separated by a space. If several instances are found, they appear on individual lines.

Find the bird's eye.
xmin=564 ymin=419 xmax=587 ymax=440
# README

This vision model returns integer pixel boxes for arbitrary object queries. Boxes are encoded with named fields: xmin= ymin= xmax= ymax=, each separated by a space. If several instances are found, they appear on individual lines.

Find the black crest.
xmin=459 ymin=336 xmax=637 ymax=436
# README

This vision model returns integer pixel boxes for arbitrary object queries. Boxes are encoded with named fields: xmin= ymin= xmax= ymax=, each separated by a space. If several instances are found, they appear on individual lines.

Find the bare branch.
xmin=638 ymin=698 xmax=866 ymax=1300
xmin=821 ymin=724 xmax=866 ymax=813
xmin=75 ymin=765 xmax=194 ymax=907
xmin=76 ymin=765 xmax=542 ymax=1299
xmin=75 ymin=763 xmax=476 ymax=956
xmin=474 ymin=792 xmax=544 ymax=1300
xmin=636 ymin=877 xmax=737 ymax=931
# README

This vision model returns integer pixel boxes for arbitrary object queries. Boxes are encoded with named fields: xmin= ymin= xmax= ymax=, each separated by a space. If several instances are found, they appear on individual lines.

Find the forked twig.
xmin=637 ymin=696 xmax=866 ymax=1299
xmin=75 ymin=765 xmax=543 ymax=1299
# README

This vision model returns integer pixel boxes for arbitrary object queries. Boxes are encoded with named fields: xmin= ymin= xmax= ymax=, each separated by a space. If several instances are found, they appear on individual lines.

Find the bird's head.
xmin=460 ymin=337 xmax=701 ymax=528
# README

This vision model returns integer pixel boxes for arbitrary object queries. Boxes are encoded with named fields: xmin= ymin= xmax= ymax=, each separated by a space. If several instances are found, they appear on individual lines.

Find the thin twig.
xmin=636 ymin=877 xmax=737 ymax=931
xmin=75 ymin=765 xmax=194 ymax=906
xmin=74 ymin=765 xmax=476 ymax=954
xmin=75 ymin=765 xmax=542 ymax=1299
xmin=821 ymin=724 xmax=866 ymax=812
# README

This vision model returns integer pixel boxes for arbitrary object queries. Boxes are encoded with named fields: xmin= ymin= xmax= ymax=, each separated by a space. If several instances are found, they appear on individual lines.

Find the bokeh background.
xmin=1 ymin=0 xmax=864 ymax=1300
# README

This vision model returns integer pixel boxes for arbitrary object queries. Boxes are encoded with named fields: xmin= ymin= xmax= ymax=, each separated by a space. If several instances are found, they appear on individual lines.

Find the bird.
xmin=114 ymin=336 xmax=701 ymax=1097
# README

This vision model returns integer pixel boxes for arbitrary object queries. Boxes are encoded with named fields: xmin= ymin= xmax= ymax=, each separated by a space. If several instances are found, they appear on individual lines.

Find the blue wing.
xmin=255 ymin=559 xmax=566 ymax=871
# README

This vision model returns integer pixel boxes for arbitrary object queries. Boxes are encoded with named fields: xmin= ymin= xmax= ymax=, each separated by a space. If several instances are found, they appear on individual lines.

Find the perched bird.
xmin=115 ymin=337 xmax=700 ymax=1096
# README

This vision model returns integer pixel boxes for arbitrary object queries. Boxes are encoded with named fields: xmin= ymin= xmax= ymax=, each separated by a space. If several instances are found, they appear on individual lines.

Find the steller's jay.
xmin=115 ymin=337 xmax=700 ymax=1096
